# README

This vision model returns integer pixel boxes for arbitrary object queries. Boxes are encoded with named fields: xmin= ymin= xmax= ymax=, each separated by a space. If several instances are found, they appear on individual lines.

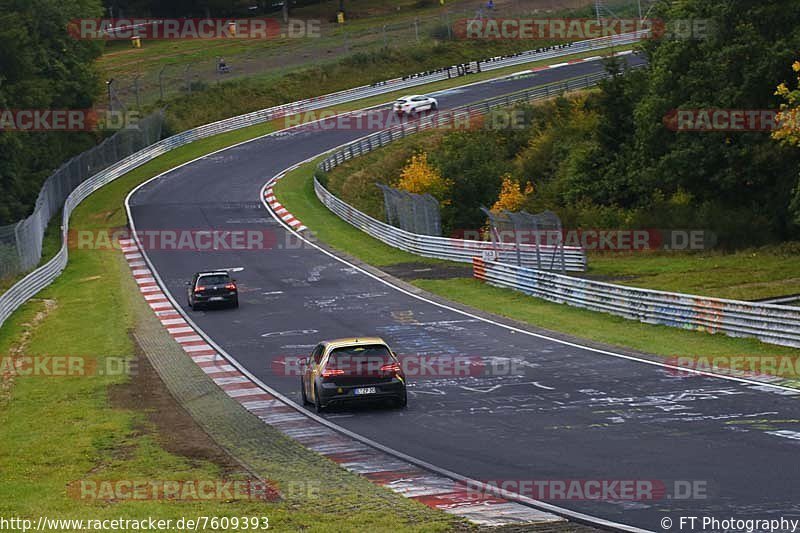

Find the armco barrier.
xmin=473 ymin=257 xmax=800 ymax=349
xmin=315 ymin=178 xmax=587 ymax=271
xmin=0 ymin=32 xmax=644 ymax=329
xmin=313 ymin=66 xmax=655 ymax=271
xmin=262 ymin=31 xmax=645 ymax=122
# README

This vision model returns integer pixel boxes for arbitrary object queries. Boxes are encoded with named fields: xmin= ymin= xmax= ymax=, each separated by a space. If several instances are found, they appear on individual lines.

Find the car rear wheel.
xmin=313 ymin=384 xmax=324 ymax=414
xmin=231 ymin=297 xmax=239 ymax=309
xmin=430 ymin=102 xmax=437 ymax=111
xmin=396 ymin=391 xmax=408 ymax=409
xmin=300 ymin=377 xmax=309 ymax=405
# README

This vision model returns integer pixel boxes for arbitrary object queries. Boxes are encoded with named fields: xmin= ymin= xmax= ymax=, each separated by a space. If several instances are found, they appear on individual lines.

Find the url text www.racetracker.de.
xmin=0 ymin=516 xmax=270 ymax=532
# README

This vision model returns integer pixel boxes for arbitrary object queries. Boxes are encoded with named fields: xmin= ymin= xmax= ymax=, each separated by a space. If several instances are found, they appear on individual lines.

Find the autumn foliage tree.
xmin=396 ymin=152 xmax=451 ymax=202
xmin=774 ymin=61 xmax=800 ymax=147
xmin=774 ymin=60 xmax=800 ymax=224
xmin=491 ymin=174 xmax=533 ymax=212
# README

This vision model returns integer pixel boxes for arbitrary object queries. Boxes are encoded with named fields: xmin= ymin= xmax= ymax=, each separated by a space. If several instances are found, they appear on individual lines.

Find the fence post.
xmin=184 ymin=65 xmax=192 ymax=94
xmin=134 ymin=75 xmax=141 ymax=109
xmin=158 ymin=66 xmax=166 ymax=101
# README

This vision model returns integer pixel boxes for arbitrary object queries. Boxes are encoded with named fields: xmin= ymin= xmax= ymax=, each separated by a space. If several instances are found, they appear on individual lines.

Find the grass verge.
xmin=273 ymin=159 xmax=800 ymax=366
xmin=586 ymin=249 xmax=800 ymax=301
xmin=318 ymin=106 xmax=800 ymax=302
xmin=0 ymin=115 xmax=475 ymax=532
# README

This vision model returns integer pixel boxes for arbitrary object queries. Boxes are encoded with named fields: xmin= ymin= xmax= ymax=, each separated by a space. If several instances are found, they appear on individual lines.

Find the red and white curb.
xmin=507 ymin=49 xmax=634 ymax=77
xmin=263 ymin=170 xmax=306 ymax=232
xmin=118 ymin=236 xmax=564 ymax=527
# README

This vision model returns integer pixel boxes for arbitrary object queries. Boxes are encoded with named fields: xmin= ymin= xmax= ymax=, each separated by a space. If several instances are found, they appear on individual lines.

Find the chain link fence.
xmin=376 ymin=183 xmax=441 ymax=236
xmin=0 ymin=111 xmax=165 ymax=279
xmin=483 ymin=207 xmax=567 ymax=271
xmin=103 ymin=0 xmax=614 ymax=110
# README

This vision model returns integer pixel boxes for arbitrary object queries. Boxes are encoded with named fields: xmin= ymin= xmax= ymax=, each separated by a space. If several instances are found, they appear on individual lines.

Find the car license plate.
xmin=354 ymin=387 xmax=377 ymax=395
xmin=209 ymin=296 xmax=224 ymax=301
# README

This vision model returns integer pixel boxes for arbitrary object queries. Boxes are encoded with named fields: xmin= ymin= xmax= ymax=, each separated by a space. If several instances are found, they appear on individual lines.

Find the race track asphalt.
xmin=128 ymin=55 xmax=800 ymax=531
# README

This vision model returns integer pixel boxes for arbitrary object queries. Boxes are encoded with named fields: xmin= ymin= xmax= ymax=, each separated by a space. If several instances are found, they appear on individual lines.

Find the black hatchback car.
xmin=186 ymin=271 xmax=238 ymax=310
xmin=301 ymin=337 xmax=407 ymax=412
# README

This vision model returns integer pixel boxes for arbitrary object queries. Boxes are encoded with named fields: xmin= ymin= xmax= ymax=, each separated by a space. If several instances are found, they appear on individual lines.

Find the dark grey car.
xmin=186 ymin=271 xmax=239 ymax=310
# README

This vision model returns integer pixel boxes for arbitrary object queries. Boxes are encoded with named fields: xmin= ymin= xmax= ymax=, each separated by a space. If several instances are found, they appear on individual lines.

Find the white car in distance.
xmin=393 ymin=95 xmax=438 ymax=115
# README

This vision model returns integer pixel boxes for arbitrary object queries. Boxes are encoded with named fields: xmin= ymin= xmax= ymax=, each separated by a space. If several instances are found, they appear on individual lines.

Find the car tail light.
xmin=225 ymin=283 xmax=236 ymax=290
xmin=194 ymin=286 xmax=206 ymax=293
xmin=380 ymin=362 xmax=401 ymax=374
xmin=321 ymin=368 xmax=344 ymax=377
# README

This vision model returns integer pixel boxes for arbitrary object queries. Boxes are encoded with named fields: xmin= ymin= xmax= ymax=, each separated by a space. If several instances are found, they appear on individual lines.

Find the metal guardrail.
xmin=261 ymin=31 xmax=645 ymax=122
xmin=318 ymin=69 xmax=622 ymax=177
xmin=313 ymin=67 xmax=651 ymax=271
xmin=0 ymin=32 xmax=643 ymax=329
xmin=315 ymin=178 xmax=587 ymax=271
xmin=473 ymin=258 xmax=800 ymax=349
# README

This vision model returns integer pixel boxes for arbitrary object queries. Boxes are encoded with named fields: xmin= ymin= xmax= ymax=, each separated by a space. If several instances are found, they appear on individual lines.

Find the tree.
xmin=430 ymin=130 xmax=511 ymax=232
xmin=491 ymin=174 xmax=532 ymax=213
xmin=397 ymin=152 xmax=450 ymax=201
xmin=773 ymin=61 xmax=800 ymax=147
xmin=0 ymin=0 xmax=104 ymax=224
xmin=774 ymin=60 xmax=800 ymax=225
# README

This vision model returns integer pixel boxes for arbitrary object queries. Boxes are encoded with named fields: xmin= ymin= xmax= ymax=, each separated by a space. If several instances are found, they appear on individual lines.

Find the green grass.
xmin=0 ymin=125 xmax=463 ymax=532
xmin=164 ymin=41 xmax=634 ymax=131
xmin=98 ymin=0 xmax=596 ymax=111
xmin=279 ymin=157 xmax=443 ymax=267
xmin=413 ymin=278 xmax=800 ymax=360
xmin=316 ymin=97 xmax=800 ymax=303
xmin=586 ymin=249 xmax=800 ymax=301
xmin=3 ymin=44 xmax=621 ymax=300
xmin=274 ymin=158 xmax=800 ymax=366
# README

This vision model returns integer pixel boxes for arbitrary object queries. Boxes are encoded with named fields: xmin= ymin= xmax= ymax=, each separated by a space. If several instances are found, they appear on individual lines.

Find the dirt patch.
xmin=382 ymin=261 xmax=473 ymax=280
xmin=108 ymin=339 xmax=244 ymax=475
xmin=0 ymin=298 xmax=57 ymax=405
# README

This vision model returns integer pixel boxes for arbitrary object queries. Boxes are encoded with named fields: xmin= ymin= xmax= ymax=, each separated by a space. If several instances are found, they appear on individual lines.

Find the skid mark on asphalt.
xmin=118 ymin=236 xmax=575 ymax=526
xmin=261 ymin=329 xmax=319 ymax=338
xmin=459 ymin=381 xmax=555 ymax=394
xmin=305 ymin=291 xmax=389 ymax=312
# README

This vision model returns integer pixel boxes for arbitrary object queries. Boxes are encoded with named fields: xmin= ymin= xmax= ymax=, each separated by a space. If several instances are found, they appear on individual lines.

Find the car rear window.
xmin=326 ymin=344 xmax=393 ymax=375
xmin=197 ymin=274 xmax=230 ymax=286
